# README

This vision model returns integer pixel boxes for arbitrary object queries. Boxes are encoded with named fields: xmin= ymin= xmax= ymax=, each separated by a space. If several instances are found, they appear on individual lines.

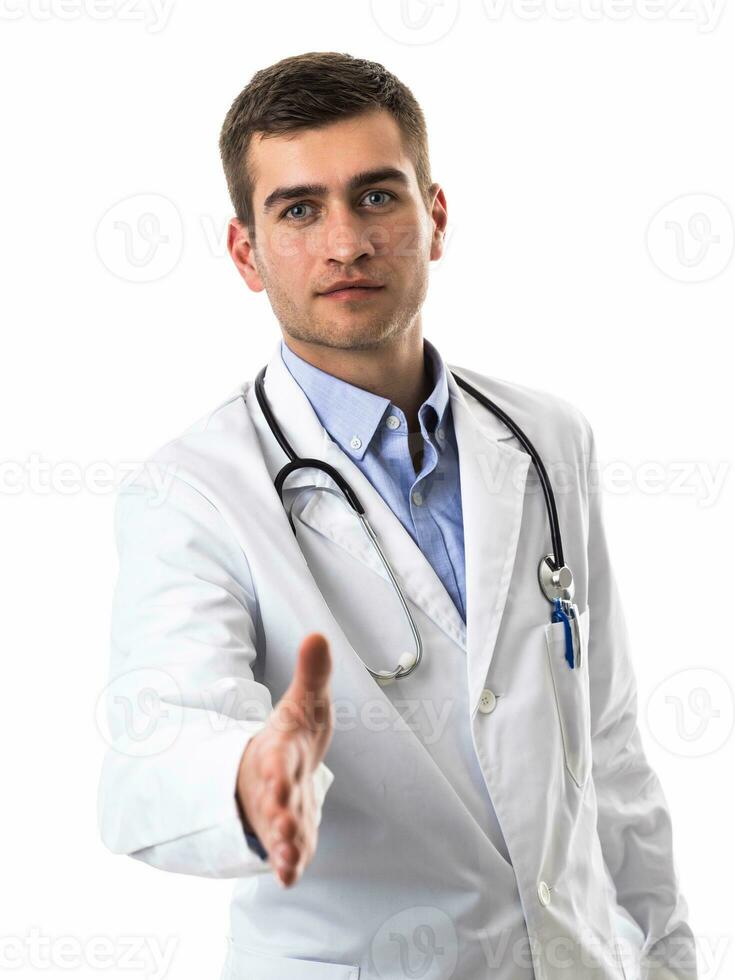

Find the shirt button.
xmin=477 ymin=688 xmax=496 ymax=714
xmin=350 ymin=435 xmax=362 ymax=450
xmin=411 ymin=490 xmax=423 ymax=506
xmin=436 ymin=427 xmax=446 ymax=441
xmin=537 ymin=881 xmax=551 ymax=906
xmin=385 ymin=415 xmax=400 ymax=430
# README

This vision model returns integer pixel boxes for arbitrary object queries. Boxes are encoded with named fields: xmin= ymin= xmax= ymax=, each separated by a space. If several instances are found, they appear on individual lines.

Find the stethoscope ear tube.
xmin=450 ymin=371 xmax=566 ymax=574
xmin=256 ymin=366 xmax=366 ymax=514
xmin=274 ymin=457 xmax=366 ymax=515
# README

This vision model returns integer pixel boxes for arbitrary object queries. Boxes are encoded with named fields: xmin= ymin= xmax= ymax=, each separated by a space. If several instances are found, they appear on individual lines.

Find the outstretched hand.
xmin=236 ymin=632 xmax=333 ymax=887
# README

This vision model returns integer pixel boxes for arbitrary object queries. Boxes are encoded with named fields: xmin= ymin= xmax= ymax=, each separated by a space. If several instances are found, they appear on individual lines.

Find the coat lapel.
xmin=446 ymin=367 xmax=531 ymax=716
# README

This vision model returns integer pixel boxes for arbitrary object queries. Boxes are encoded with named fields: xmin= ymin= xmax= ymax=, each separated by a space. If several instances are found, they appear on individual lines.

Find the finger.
xmin=258 ymin=763 xmax=314 ymax=884
xmin=276 ymin=772 xmax=319 ymax=886
xmin=273 ymin=819 xmax=312 ymax=889
xmin=265 ymin=791 xmax=306 ymax=885
xmin=259 ymin=754 xmax=302 ymax=845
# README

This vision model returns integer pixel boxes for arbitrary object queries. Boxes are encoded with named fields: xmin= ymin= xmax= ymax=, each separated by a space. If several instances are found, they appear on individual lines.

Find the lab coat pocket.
xmin=544 ymin=606 xmax=592 ymax=789
xmin=222 ymin=938 xmax=361 ymax=979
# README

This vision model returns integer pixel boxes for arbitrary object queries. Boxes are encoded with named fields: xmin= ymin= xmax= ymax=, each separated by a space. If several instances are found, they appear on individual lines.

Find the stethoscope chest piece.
xmin=538 ymin=554 xmax=575 ymax=603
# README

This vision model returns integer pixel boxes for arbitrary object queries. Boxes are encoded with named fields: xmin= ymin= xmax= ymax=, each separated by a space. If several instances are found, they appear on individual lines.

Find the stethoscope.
xmin=254 ymin=365 xmax=581 ymax=686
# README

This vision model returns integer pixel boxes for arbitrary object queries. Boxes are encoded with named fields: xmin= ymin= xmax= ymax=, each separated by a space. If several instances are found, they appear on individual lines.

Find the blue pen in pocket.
xmin=551 ymin=598 xmax=580 ymax=669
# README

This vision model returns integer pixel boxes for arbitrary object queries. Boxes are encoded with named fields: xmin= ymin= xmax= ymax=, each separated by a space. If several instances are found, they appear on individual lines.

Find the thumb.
xmin=279 ymin=633 xmax=332 ymax=738
xmin=291 ymin=632 xmax=332 ymax=695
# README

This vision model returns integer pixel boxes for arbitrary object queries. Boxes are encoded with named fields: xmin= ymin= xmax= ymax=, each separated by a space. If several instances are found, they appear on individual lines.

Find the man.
xmin=98 ymin=52 xmax=697 ymax=980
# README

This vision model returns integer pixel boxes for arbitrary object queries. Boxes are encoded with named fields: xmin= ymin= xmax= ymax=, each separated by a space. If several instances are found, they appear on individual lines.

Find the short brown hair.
xmin=219 ymin=51 xmax=433 ymax=241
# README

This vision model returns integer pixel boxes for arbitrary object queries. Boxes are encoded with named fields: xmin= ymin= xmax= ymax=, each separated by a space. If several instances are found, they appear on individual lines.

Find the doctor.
xmin=98 ymin=52 xmax=697 ymax=980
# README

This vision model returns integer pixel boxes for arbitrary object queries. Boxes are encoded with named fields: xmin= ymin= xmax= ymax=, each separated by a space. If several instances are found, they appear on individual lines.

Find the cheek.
xmin=262 ymin=235 xmax=314 ymax=288
xmin=265 ymin=226 xmax=309 ymax=268
xmin=378 ymin=216 xmax=429 ymax=262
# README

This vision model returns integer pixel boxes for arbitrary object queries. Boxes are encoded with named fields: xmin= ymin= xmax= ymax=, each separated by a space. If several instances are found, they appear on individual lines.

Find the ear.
xmin=227 ymin=218 xmax=265 ymax=292
xmin=427 ymin=183 xmax=448 ymax=263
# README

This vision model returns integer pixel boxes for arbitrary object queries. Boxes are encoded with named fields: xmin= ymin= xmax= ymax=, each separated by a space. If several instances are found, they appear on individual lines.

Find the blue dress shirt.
xmin=279 ymin=336 xmax=467 ymax=623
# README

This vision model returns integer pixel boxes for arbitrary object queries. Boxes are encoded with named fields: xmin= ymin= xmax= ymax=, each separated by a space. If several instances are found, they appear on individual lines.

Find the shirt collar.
xmin=279 ymin=336 xmax=451 ymax=461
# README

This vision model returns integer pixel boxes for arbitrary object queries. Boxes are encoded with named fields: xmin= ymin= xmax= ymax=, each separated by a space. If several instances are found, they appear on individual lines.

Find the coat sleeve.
xmin=97 ymin=470 xmax=335 ymax=878
xmin=584 ymin=421 xmax=698 ymax=980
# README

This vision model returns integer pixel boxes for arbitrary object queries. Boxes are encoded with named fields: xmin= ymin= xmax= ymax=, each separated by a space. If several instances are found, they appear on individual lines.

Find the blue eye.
xmin=283 ymin=203 xmax=314 ymax=221
xmin=281 ymin=190 xmax=395 ymax=222
xmin=362 ymin=190 xmax=393 ymax=207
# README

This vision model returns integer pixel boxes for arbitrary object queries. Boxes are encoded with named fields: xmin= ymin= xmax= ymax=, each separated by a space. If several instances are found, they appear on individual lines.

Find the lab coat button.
xmin=478 ymin=688 xmax=496 ymax=714
xmin=385 ymin=415 xmax=400 ymax=430
xmin=537 ymin=881 xmax=551 ymax=906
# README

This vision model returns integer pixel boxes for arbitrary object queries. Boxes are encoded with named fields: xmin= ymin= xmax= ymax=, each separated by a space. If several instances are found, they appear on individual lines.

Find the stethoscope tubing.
xmin=450 ymin=372 xmax=565 ymax=571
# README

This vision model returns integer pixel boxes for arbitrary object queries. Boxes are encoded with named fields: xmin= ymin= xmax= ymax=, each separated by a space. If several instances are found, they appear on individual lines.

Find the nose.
xmin=320 ymin=201 xmax=377 ymax=265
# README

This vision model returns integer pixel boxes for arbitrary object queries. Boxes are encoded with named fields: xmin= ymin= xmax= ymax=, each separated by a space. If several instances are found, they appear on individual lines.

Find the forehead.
xmin=249 ymin=109 xmax=416 ymax=209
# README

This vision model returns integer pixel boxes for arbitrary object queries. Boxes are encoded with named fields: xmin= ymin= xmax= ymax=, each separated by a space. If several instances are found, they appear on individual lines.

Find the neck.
xmin=281 ymin=323 xmax=432 ymax=433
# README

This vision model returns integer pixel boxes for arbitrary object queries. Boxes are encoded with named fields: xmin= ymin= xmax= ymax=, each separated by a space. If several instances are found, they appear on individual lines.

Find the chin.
xmin=333 ymin=321 xmax=401 ymax=350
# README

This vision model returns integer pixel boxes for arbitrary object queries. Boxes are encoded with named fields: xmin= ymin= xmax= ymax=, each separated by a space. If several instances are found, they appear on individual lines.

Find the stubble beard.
xmin=256 ymin=258 xmax=429 ymax=353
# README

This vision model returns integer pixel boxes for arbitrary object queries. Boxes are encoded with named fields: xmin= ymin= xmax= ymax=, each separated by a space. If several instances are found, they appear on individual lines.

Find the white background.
xmin=1 ymin=1 xmax=733 ymax=977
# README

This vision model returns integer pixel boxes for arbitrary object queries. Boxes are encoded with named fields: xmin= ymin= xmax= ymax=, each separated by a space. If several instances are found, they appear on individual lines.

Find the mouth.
xmin=318 ymin=285 xmax=385 ymax=301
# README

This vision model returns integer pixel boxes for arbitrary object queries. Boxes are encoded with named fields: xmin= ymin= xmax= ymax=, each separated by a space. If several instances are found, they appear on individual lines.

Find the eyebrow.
xmin=262 ymin=167 xmax=411 ymax=214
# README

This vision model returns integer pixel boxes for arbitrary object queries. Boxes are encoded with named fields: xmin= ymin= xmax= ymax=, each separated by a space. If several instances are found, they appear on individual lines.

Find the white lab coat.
xmin=98 ymin=339 xmax=697 ymax=980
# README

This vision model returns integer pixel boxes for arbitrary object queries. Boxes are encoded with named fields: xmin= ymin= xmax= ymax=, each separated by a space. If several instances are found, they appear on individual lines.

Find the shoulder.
xmin=446 ymin=362 xmax=595 ymax=479
xmin=118 ymin=382 xmax=253 ymax=502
